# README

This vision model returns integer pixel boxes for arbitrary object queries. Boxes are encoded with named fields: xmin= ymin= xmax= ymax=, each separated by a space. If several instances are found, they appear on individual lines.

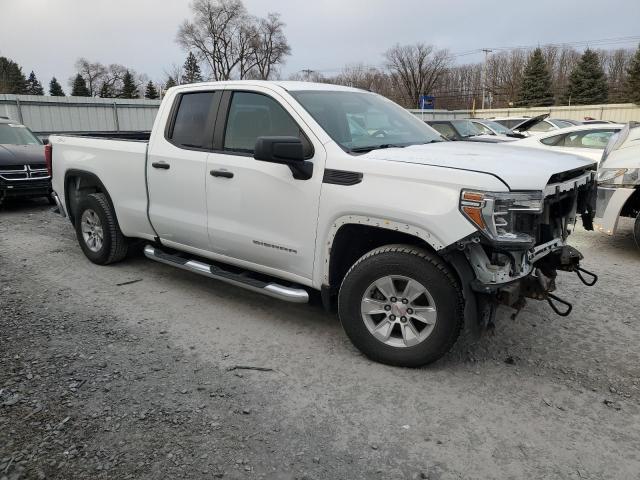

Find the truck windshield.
xmin=290 ymin=91 xmax=443 ymax=153
xmin=0 ymin=123 xmax=42 ymax=145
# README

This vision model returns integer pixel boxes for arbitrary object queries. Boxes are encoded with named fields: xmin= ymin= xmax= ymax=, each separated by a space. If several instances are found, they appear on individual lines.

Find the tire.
xmin=338 ymin=245 xmax=464 ymax=367
xmin=634 ymin=212 xmax=640 ymax=250
xmin=74 ymin=192 xmax=129 ymax=265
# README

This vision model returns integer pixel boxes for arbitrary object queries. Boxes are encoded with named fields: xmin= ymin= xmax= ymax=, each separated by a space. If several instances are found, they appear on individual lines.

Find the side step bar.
xmin=143 ymin=245 xmax=309 ymax=304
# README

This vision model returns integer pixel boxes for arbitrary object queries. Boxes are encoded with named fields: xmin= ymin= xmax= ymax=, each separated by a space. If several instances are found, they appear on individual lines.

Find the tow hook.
xmin=546 ymin=292 xmax=573 ymax=317
xmin=575 ymin=266 xmax=598 ymax=286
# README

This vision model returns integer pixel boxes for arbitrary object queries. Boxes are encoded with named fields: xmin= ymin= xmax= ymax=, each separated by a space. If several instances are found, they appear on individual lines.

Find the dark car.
xmin=425 ymin=119 xmax=514 ymax=143
xmin=0 ymin=117 xmax=51 ymax=205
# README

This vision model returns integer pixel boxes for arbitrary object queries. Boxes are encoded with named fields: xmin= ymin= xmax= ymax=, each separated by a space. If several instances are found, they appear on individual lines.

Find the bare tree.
xmin=177 ymin=0 xmax=249 ymax=80
xmin=164 ymin=63 xmax=184 ymax=86
xmin=250 ymin=13 xmax=291 ymax=79
xmin=384 ymin=43 xmax=450 ymax=108
xmin=71 ymin=58 xmax=106 ymax=96
xmin=600 ymin=48 xmax=633 ymax=102
xmin=485 ymin=50 xmax=526 ymax=107
xmin=550 ymin=46 xmax=581 ymax=103
xmin=432 ymin=63 xmax=482 ymax=110
xmin=176 ymin=0 xmax=290 ymax=81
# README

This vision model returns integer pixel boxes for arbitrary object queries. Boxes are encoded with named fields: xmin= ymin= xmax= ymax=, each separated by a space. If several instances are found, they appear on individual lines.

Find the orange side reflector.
xmin=463 ymin=206 xmax=485 ymax=229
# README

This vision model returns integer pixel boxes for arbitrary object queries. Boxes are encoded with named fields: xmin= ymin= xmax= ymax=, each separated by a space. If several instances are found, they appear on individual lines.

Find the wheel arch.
xmin=64 ymin=169 xmax=117 ymax=226
xmin=620 ymin=187 xmax=640 ymax=218
xmin=322 ymin=216 xmax=447 ymax=297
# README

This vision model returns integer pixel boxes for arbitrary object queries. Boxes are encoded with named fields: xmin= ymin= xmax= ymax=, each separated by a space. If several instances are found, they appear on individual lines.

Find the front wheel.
xmin=634 ymin=212 xmax=640 ymax=249
xmin=338 ymin=245 xmax=464 ymax=367
xmin=74 ymin=192 xmax=129 ymax=265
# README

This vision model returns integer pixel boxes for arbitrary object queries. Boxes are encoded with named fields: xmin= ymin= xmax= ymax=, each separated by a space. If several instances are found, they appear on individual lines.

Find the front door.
xmin=206 ymin=88 xmax=325 ymax=282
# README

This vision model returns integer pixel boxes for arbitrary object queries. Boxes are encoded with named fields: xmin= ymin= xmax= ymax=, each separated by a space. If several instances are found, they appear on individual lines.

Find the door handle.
xmin=210 ymin=169 xmax=234 ymax=179
xmin=152 ymin=162 xmax=170 ymax=170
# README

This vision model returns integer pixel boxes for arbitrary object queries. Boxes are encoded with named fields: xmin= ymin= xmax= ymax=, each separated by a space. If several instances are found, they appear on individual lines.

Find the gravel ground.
xmin=1 ymin=199 xmax=639 ymax=480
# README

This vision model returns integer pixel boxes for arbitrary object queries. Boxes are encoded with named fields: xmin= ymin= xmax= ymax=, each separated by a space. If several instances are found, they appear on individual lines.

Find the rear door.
xmin=205 ymin=87 xmax=325 ymax=281
xmin=147 ymin=89 xmax=221 ymax=250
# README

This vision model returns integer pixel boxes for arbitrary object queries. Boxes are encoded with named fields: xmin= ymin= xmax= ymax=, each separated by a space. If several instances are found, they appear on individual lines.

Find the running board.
xmin=143 ymin=245 xmax=309 ymax=303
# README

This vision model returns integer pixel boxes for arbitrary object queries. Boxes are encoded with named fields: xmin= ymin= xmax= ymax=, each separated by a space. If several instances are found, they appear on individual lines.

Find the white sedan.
xmin=509 ymin=123 xmax=624 ymax=162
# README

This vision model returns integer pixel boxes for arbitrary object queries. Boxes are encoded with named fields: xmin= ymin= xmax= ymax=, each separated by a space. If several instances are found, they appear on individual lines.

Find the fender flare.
xmin=321 ymin=214 xmax=445 ymax=285
xmin=63 ymin=169 xmax=116 ymax=225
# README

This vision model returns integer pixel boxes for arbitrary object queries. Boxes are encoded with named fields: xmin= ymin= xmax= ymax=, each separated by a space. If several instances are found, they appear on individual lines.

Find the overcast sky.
xmin=1 ymin=0 xmax=639 ymax=90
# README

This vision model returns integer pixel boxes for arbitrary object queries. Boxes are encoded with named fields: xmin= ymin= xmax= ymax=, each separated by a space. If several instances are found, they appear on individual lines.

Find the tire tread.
xmin=85 ymin=193 xmax=128 ymax=264
xmin=339 ymin=244 xmax=464 ymax=366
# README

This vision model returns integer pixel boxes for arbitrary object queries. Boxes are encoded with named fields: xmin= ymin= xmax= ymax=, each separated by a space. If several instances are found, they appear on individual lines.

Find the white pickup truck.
xmin=49 ymin=81 xmax=599 ymax=367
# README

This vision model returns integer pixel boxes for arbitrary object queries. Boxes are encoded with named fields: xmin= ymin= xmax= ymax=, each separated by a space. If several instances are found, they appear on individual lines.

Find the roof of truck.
xmin=171 ymin=80 xmax=365 ymax=93
xmin=272 ymin=81 xmax=363 ymax=92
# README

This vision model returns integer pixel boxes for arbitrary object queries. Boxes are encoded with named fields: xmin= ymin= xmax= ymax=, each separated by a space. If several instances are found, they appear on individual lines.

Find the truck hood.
xmin=0 ymin=144 xmax=45 ymax=166
xmin=364 ymin=142 xmax=595 ymax=190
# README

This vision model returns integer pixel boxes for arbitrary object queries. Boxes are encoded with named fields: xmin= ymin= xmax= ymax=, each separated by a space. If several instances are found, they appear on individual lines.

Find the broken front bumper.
xmin=594 ymin=186 xmax=635 ymax=235
xmin=465 ymin=240 xmax=597 ymax=322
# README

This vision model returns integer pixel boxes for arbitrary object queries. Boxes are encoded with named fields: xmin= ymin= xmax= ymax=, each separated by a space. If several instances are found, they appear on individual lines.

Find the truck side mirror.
xmin=254 ymin=136 xmax=305 ymax=163
xmin=254 ymin=136 xmax=313 ymax=180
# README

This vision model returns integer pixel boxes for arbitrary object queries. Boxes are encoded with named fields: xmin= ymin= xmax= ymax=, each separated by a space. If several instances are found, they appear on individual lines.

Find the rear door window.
xmin=168 ymin=91 xmax=218 ymax=149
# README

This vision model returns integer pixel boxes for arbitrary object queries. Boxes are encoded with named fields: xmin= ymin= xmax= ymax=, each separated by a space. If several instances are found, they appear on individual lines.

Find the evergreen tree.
xmin=98 ymin=82 xmax=116 ymax=98
xmin=564 ymin=49 xmax=608 ymax=105
xmin=517 ymin=48 xmax=554 ymax=106
xmin=119 ymin=71 xmax=139 ymax=99
xmin=25 ymin=71 xmax=45 ymax=95
xmin=71 ymin=74 xmax=90 ymax=96
xmin=0 ymin=56 xmax=28 ymax=94
xmin=625 ymin=43 xmax=640 ymax=104
xmin=120 ymin=70 xmax=139 ymax=98
xmin=49 ymin=77 xmax=65 ymax=96
xmin=164 ymin=76 xmax=177 ymax=90
xmin=144 ymin=81 xmax=159 ymax=99
xmin=181 ymin=52 xmax=203 ymax=84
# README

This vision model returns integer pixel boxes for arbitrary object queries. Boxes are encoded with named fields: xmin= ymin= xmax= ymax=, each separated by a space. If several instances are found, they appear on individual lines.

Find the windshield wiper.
xmin=349 ymin=144 xmax=410 ymax=153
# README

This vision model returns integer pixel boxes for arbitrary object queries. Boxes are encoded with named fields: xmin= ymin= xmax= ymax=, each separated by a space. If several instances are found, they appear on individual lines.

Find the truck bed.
xmin=50 ymin=134 xmax=156 ymax=241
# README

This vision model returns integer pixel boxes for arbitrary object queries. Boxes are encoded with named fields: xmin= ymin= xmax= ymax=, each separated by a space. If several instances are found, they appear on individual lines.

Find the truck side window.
xmin=169 ymin=92 xmax=216 ymax=149
xmin=223 ymin=92 xmax=305 ymax=155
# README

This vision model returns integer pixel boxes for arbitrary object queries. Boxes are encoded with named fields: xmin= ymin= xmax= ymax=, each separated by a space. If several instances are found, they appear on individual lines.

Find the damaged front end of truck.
xmin=445 ymin=166 xmax=599 ymax=333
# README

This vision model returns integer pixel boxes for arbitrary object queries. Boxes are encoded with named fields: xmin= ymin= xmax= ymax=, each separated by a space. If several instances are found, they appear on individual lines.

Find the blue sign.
xmin=419 ymin=95 xmax=435 ymax=110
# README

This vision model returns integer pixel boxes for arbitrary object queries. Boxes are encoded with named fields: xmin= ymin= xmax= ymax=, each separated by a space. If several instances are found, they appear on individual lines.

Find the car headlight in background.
xmin=460 ymin=190 xmax=544 ymax=246
xmin=597 ymin=168 xmax=640 ymax=187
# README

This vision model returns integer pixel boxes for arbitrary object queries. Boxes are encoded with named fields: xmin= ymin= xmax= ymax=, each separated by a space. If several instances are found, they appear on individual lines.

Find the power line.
xmin=300 ymin=35 xmax=640 ymax=75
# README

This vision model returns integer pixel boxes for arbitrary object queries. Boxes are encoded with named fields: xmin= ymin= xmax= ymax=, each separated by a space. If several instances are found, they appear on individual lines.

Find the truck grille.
xmin=0 ymin=164 xmax=50 ymax=181
xmin=548 ymin=165 xmax=596 ymax=185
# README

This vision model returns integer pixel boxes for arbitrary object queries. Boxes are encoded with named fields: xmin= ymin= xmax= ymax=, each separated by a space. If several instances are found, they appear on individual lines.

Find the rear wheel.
xmin=634 ymin=212 xmax=640 ymax=249
xmin=338 ymin=245 xmax=464 ymax=367
xmin=74 ymin=193 xmax=129 ymax=265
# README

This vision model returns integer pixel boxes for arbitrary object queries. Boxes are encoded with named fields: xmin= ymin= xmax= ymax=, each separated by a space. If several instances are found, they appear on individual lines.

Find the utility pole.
xmin=481 ymin=49 xmax=493 ymax=110
xmin=301 ymin=69 xmax=316 ymax=81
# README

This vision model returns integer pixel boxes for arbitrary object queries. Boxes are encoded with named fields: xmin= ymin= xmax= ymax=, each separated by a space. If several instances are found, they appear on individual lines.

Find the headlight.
xmin=597 ymin=168 xmax=640 ymax=187
xmin=460 ymin=190 xmax=544 ymax=246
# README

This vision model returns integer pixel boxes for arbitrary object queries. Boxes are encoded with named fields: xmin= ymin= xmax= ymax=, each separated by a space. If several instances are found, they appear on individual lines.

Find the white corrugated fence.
xmin=0 ymin=94 xmax=161 ymax=134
